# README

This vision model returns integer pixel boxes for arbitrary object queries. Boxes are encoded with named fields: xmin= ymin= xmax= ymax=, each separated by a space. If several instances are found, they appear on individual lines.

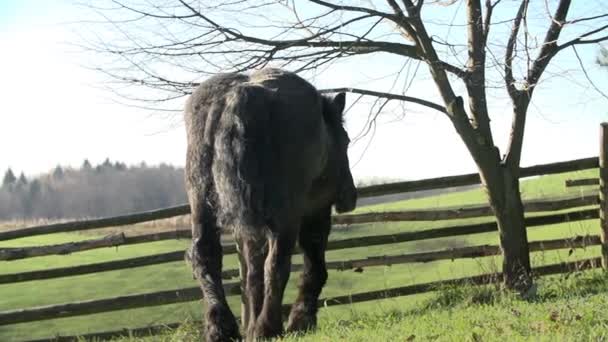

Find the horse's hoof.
xmin=286 ymin=307 xmax=317 ymax=333
xmin=248 ymin=318 xmax=283 ymax=341
xmin=205 ymin=304 xmax=241 ymax=342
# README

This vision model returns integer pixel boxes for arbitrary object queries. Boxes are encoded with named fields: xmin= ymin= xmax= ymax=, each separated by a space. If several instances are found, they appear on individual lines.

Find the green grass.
xmin=110 ymin=271 xmax=608 ymax=341
xmin=0 ymin=168 xmax=604 ymax=341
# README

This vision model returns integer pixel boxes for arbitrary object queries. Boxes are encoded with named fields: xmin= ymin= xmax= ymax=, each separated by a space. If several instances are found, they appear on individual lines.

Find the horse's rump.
xmin=212 ymin=84 xmax=273 ymax=232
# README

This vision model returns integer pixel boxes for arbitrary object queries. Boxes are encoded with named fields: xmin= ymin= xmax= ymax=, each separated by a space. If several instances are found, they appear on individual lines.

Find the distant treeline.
xmin=0 ymin=159 xmax=187 ymax=220
xmin=1 ymin=159 xmax=405 ymax=220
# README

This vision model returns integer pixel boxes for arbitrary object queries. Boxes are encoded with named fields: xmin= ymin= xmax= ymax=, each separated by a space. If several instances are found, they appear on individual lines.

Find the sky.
xmin=1 ymin=1 xmax=607 ymax=183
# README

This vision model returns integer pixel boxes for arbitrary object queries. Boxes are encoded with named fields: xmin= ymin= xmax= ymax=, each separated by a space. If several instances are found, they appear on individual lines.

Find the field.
xmin=0 ymin=167 xmax=604 ymax=341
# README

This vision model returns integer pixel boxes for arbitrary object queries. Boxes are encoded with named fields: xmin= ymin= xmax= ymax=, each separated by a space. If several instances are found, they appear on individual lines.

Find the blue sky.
xmin=1 ymin=1 xmax=607 ymax=182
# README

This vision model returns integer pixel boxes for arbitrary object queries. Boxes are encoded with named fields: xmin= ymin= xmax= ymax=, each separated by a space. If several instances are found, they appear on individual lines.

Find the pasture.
xmin=0 ymin=166 xmax=604 ymax=341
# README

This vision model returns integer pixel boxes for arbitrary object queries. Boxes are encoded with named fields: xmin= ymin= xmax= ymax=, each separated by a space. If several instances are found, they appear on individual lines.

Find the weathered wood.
xmin=0 ymin=251 xmax=187 ymax=284
xmin=600 ymin=122 xmax=608 ymax=269
xmin=519 ymin=157 xmax=598 ymax=178
xmin=2 ymin=193 xmax=597 ymax=263
xmin=358 ymin=157 xmax=597 ymax=198
xmin=333 ymin=192 xmax=598 ymax=225
xmin=0 ymin=234 xmax=126 ymax=261
xmin=0 ymin=282 xmax=239 ymax=326
xmin=0 ymin=157 xmax=598 ymax=242
xmin=0 ymin=230 xmax=192 ymax=261
xmin=325 ymin=208 xmax=598 ymax=252
xmin=5 ymin=257 xmax=601 ymax=329
xmin=1 ymin=207 xmax=598 ymax=263
xmin=322 ymin=235 xmax=601 ymax=271
xmin=0 ymin=205 xmax=190 ymax=242
xmin=565 ymin=178 xmax=599 ymax=187
xmin=2 ymin=234 xmax=600 ymax=285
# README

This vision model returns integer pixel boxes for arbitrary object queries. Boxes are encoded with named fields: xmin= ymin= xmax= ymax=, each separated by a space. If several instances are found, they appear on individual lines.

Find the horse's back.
xmin=185 ymin=69 xmax=328 ymax=230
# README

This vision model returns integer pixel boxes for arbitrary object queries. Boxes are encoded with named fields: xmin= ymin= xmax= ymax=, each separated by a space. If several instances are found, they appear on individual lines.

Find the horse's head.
xmin=322 ymin=92 xmax=357 ymax=213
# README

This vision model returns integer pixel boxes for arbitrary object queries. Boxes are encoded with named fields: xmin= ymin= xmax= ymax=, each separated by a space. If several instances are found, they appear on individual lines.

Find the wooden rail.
xmin=359 ymin=157 xmax=597 ymax=197
xmin=1 ymin=234 xmax=600 ymax=285
xmin=0 ymin=282 xmax=239 ymax=325
xmin=0 ymin=205 xmax=190 ymax=242
xmin=565 ymin=178 xmax=599 ymax=187
xmin=1 ymin=194 xmax=598 ymax=261
xmin=335 ymin=192 xmax=597 ymax=225
xmin=7 ymin=257 xmax=602 ymax=333
xmin=1 ymin=207 xmax=598 ymax=262
xmin=0 ymin=157 xmax=598 ymax=242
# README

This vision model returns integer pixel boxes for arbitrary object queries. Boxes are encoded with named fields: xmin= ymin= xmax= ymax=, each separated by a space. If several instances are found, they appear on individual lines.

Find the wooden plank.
xmin=0 ymin=205 xmax=190 ymax=242
xmin=565 ymin=178 xmax=599 ymax=187
xmin=2 ymin=192 xmax=598 ymax=261
xmin=0 ymin=282 xmax=239 ymax=326
xmin=0 ymin=251 xmax=186 ymax=284
xmin=325 ymin=208 xmax=598 ymax=252
xmin=358 ymin=157 xmax=597 ymax=198
xmin=0 ymin=234 xmax=126 ymax=261
xmin=323 ymin=235 xmax=601 ymax=271
xmin=333 ymin=192 xmax=598 ymax=225
xmin=0 ymin=157 xmax=598 ymax=242
xmin=6 ymin=257 xmax=601 ymax=329
xmin=0 ymin=230 xmax=192 ymax=261
xmin=1 ymin=207 xmax=599 ymax=263
xmin=1 ymin=234 xmax=600 ymax=285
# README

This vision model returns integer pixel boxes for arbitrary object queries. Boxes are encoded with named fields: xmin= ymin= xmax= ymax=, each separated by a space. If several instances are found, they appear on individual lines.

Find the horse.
xmin=184 ymin=68 xmax=357 ymax=341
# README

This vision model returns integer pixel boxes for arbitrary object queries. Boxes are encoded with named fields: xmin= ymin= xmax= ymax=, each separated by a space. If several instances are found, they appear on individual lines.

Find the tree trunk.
xmin=480 ymin=163 xmax=532 ymax=291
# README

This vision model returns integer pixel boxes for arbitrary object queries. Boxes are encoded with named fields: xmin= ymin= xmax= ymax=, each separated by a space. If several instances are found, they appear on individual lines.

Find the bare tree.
xmin=81 ymin=0 xmax=608 ymax=290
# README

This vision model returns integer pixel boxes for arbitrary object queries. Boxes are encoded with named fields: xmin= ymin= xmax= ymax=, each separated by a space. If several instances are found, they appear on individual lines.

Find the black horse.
xmin=184 ymin=68 xmax=357 ymax=341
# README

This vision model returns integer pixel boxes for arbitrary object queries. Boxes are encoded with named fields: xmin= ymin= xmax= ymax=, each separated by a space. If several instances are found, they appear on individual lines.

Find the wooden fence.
xmin=1 ymin=131 xmax=608 ymax=341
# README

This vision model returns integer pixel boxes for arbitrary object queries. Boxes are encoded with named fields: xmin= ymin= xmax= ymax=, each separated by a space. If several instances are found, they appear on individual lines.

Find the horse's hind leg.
xmin=252 ymin=224 xmax=298 ymax=339
xmin=190 ymin=195 xmax=240 ymax=342
xmin=236 ymin=234 xmax=267 ymax=337
xmin=239 ymin=235 xmax=267 ymax=339
xmin=286 ymin=207 xmax=331 ymax=333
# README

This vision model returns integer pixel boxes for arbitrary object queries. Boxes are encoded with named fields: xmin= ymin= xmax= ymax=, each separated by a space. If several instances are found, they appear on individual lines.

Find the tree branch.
xmin=558 ymin=24 xmax=608 ymax=51
xmin=175 ymin=0 xmax=420 ymax=60
xmin=504 ymin=0 xmax=527 ymax=101
xmin=482 ymin=0 xmax=501 ymax=43
xmin=319 ymin=87 xmax=448 ymax=115
xmin=505 ymin=0 xmax=572 ymax=170
xmin=464 ymin=0 xmax=492 ymax=146
xmin=526 ymin=0 xmax=571 ymax=89
xmin=307 ymin=0 xmax=397 ymax=20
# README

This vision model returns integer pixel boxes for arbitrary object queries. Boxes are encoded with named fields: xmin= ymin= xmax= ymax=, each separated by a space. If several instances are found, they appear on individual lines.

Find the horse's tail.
xmin=212 ymin=84 xmax=271 ymax=232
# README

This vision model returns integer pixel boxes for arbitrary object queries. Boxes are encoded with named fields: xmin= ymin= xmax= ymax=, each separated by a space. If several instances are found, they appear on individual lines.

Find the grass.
xmin=0 ymin=168 xmax=604 ymax=341
xmin=110 ymin=270 xmax=608 ymax=341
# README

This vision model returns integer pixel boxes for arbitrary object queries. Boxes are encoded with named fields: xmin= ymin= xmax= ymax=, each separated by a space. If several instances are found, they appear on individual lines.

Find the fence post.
xmin=600 ymin=122 xmax=608 ymax=270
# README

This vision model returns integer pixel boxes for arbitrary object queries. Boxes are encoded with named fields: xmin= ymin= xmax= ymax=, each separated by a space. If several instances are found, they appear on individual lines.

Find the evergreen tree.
xmin=17 ymin=172 xmax=27 ymax=185
xmin=82 ymin=159 xmax=92 ymax=171
xmin=102 ymin=158 xmax=112 ymax=168
xmin=2 ymin=168 xmax=16 ymax=188
xmin=52 ymin=165 xmax=64 ymax=180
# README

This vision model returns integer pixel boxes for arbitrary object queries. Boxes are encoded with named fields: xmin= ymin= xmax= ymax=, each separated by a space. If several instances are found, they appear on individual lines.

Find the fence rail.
xmin=17 ymin=257 xmax=604 ymax=342
xmin=0 ymin=157 xmax=598 ymax=243
xmin=0 ymin=234 xmax=602 ymax=326
xmin=0 ymin=233 xmax=601 ymax=285
xmin=0 ymin=193 xmax=598 ymax=261
xmin=566 ymin=178 xmax=599 ymax=187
